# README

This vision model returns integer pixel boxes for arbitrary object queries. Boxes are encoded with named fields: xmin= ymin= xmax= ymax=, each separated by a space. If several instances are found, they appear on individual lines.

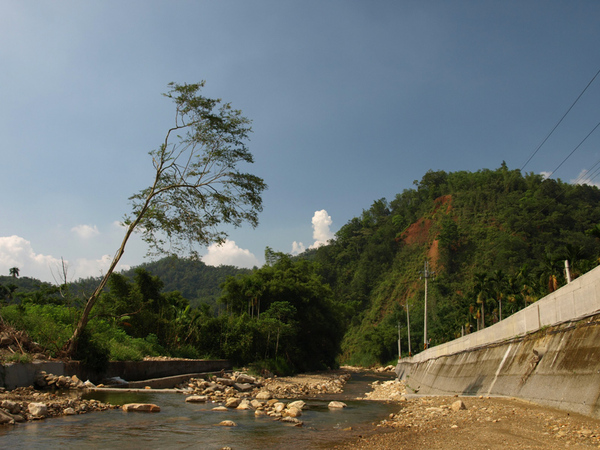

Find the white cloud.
xmin=71 ymin=224 xmax=100 ymax=239
xmin=71 ymin=255 xmax=130 ymax=280
xmin=202 ymin=240 xmax=260 ymax=268
xmin=572 ymin=169 xmax=600 ymax=188
xmin=290 ymin=210 xmax=335 ymax=254
xmin=291 ymin=241 xmax=306 ymax=255
xmin=0 ymin=235 xmax=62 ymax=282
xmin=0 ymin=235 xmax=133 ymax=283
xmin=540 ymin=171 xmax=552 ymax=180
xmin=309 ymin=209 xmax=334 ymax=249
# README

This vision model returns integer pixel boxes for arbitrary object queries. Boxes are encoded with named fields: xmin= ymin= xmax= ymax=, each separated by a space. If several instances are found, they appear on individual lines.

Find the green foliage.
xmin=219 ymin=255 xmax=343 ymax=371
xmin=5 ymin=164 xmax=600 ymax=372
xmin=1 ymin=304 xmax=74 ymax=356
xmin=315 ymin=165 xmax=600 ymax=365
xmin=5 ymin=353 xmax=32 ymax=364
xmin=73 ymin=329 xmax=110 ymax=373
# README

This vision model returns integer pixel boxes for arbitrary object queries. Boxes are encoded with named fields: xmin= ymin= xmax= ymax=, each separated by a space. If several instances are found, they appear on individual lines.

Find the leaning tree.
xmin=64 ymin=82 xmax=267 ymax=356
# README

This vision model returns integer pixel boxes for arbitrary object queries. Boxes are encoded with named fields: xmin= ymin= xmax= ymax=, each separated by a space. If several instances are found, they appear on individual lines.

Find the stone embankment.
xmin=0 ymin=370 xmax=117 ymax=425
xmin=0 ymin=386 xmax=116 ymax=425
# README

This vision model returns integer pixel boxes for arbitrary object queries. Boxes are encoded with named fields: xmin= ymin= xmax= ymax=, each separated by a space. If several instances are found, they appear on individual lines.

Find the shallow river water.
xmin=0 ymin=371 xmax=398 ymax=449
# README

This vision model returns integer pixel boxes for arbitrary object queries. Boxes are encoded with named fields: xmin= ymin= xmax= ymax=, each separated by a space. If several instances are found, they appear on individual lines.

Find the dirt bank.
xmin=334 ymin=376 xmax=600 ymax=450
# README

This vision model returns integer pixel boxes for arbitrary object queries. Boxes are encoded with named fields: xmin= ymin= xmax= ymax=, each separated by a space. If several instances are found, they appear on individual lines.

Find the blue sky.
xmin=2 ymin=1 xmax=600 ymax=282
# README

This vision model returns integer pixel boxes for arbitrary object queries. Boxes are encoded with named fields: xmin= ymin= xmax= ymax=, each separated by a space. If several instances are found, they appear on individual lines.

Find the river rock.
xmin=236 ymin=399 xmax=252 ymax=410
xmin=225 ymin=397 xmax=240 ymax=408
xmin=63 ymin=407 xmax=77 ymax=415
xmin=235 ymin=374 xmax=256 ymax=384
xmin=122 ymin=403 xmax=161 ymax=413
xmin=287 ymin=400 xmax=306 ymax=410
xmin=1 ymin=400 xmax=21 ymax=414
xmin=273 ymin=402 xmax=286 ymax=413
xmin=328 ymin=401 xmax=347 ymax=409
xmin=0 ymin=409 xmax=15 ymax=425
xmin=185 ymin=395 xmax=208 ymax=403
xmin=285 ymin=406 xmax=302 ymax=418
xmin=28 ymin=402 xmax=48 ymax=417
xmin=281 ymin=417 xmax=303 ymax=426
xmin=233 ymin=383 xmax=252 ymax=392
xmin=218 ymin=420 xmax=237 ymax=427
xmin=212 ymin=406 xmax=228 ymax=411
xmin=256 ymin=391 xmax=272 ymax=400
xmin=216 ymin=377 xmax=235 ymax=386
xmin=451 ymin=400 xmax=467 ymax=411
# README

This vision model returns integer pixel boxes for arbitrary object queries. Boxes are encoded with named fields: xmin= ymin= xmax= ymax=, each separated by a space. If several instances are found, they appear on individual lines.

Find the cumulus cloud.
xmin=309 ymin=209 xmax=334 ymax=249
xmin=291 ymin=209 xmax=335 ymax=254
xmin=0 ymin=235 xmax=133 ymax=283
xmin=71 ymin=224 xmax=100 ymax=239
xmin=0 ymin=235 xmax=62 ymax=281
xmin=291 ymin=241 xmax=306 ymax=255
xmin=202 ymin=240 xmax=260 ymax=268
xmin=572 ymin=169 xmax=600 ymax=188
xmin=71 ymin=255 xmax=130 ymax=280
xmin=540 ymin=171 xmax=552 ymax=180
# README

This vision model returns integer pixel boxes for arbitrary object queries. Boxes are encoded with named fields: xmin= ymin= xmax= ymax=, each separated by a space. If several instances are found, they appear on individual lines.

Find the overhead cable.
xmin=521 ymin=66 xmax=600 ymax=171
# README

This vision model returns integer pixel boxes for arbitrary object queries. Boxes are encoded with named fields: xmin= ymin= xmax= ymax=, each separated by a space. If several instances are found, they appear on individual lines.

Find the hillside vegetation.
xmin=313 ymin=164 xmax=600 ymax=365
xmin=2 ymin=165 xmax=599 ymax=372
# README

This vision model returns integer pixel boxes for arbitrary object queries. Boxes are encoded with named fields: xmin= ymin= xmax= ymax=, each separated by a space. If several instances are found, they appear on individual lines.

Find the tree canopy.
xmin=64 ymin=82 xmax=267 ymax=356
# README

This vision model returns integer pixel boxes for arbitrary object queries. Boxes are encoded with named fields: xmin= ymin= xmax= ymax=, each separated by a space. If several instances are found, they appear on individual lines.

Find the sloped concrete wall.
xmin=396 ymin=265 xmax=600 ymax=418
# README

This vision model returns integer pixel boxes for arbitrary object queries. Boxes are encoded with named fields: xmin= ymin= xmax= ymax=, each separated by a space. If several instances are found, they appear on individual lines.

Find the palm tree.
xmin=473 ymin=272 xmax=489 ymax=330
xmin=490 ymin=269 xmax=507 ymax=322
xmin=540 ymin=254 xmax=561 ymax=294
xmin=9 ymin=267 xmax=19 ymax=278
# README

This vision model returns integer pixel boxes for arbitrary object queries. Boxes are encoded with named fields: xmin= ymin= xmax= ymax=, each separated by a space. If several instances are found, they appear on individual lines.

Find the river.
xmin=0 ymin=371 xmax=398 ymax=449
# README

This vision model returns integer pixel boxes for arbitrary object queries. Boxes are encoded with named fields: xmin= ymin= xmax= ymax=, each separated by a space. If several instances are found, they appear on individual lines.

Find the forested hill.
xmin=312 ymin=164 xmax=600 ymax=366
xmin=72 ymin=257 xmax=251 ymax=309
xmin=3 ymin=165 xmax=600 ymax=372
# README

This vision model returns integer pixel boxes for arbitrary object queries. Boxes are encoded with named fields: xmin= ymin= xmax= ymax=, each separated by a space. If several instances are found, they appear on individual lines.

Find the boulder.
xmin=28 ymin=402 xmax=48 ymax=417
xmin=216 ymin=377 xmax=235 ymax=386
xmin=236 ymin=400 xmax=252 ymax=410
xmin=218 ymin=420 xmax=237 ymax=427
xmin=122 ymin=403 xmax=161 ymax=413
xmin=255 ymin=391 xmax=272 ymax=400
xmin=185 ymin=395 xmax=208 ymax=403
xmin=225 ymin=397 xmax=240 ymax=408
xmin=235 ymin=374 xmax=256 ymax=384
xmin=281 ymin=417 xmax=303 ymax=426
xmin=234 ymin=383 xmax=253 ymax=392
xmin=0 ymin=409 xmax=15 ymax=425
xmin=266 ymin=398 xmax=280 ymax=407
xmin=212 ymin=406 xmax=228 ymax=412
xmin=1 ymin=400 xmax=21 ymax=414
xmin=251 ymin=399 xmax=263 ymax=409
xmin=451 ymin=400 xmax=467 ymax=411
xmin=63 ymin=407 xmax=77 ymax=415
xmin=328 ymin=401 xmax=347 ymax=409
xmin=285 ymin=406 xmax=302 ymax=418
xmin=273 ymin=402 xmax=286 ymax=413
xmin=287 ymin=400 xmax=306 ymax=410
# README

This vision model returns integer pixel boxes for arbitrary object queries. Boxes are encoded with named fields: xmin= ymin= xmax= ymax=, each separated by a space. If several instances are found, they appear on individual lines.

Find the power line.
xmin=521 ymin=66 xmax=600 ymax=171
xmin=545 ymin=119 xmax=600 ymax=178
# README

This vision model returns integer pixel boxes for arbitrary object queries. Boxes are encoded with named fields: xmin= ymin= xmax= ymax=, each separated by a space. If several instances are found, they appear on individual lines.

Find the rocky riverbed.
xmin=2 ymin=365 xmax=600 ymax=450
xmin=335 ymin=377 xmax=600 ymax=450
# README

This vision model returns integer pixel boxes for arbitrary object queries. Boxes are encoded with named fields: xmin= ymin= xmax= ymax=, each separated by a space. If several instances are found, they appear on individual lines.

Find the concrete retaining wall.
xmin=396 ymin=265 xmax=600 ymax=418
xmin=0 ymin=359 xmax=232 ymax=390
